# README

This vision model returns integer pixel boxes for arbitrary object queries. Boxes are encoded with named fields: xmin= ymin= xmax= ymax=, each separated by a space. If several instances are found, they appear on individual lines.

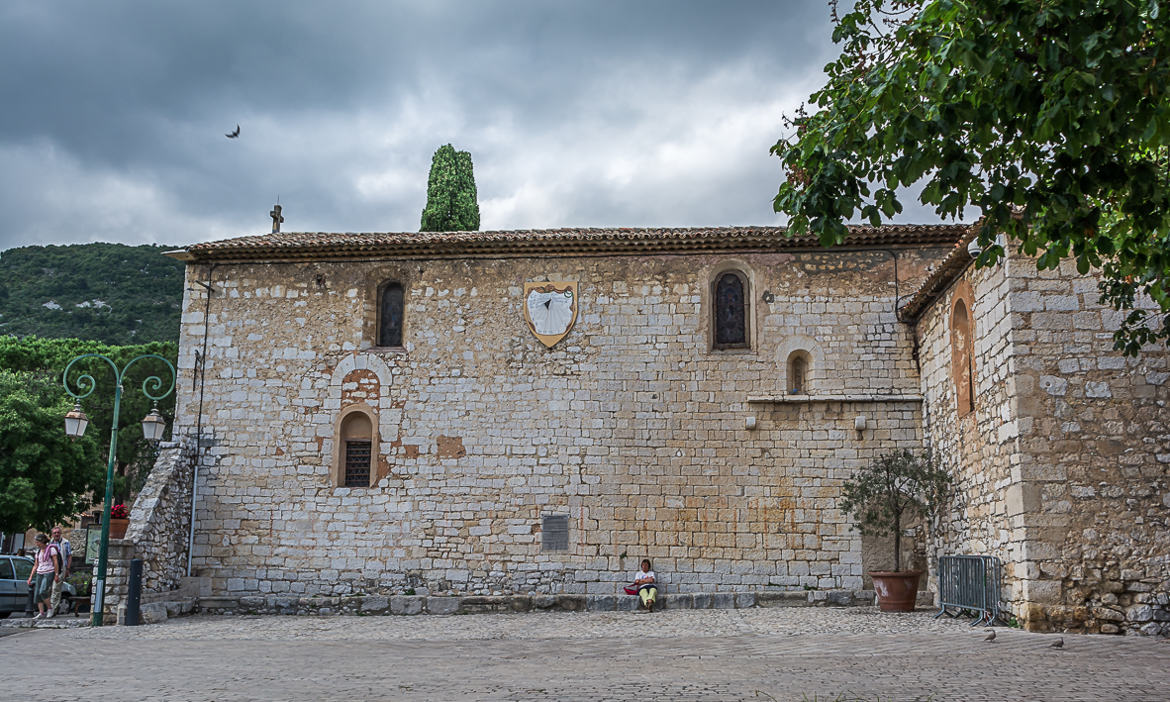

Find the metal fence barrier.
xmin=935 ymin=555 xmax=1002 ymax=626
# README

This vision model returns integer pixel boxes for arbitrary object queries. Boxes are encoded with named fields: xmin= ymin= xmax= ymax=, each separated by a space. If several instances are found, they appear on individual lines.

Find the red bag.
xmin=623 ymin=585 xmax=638 ymax=595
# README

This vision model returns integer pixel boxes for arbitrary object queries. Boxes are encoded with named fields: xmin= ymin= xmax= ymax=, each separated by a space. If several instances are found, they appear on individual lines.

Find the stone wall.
xmin=917 ymin=252 xmax=1170 ymax=634
xmin=176 ymin=247 xmax=947 ymax=598
xmin=1005 ymin=258 xmax=1169 ymax=634
xmin=97 ymin=441 xmax=194 ymax=618
xmin=916 ymin=255 xmax=1022 ymax=604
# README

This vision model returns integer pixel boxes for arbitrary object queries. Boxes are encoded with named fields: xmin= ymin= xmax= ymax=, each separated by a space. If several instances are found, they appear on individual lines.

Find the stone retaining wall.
xmin=96 ymin=440 xmax=195 ymax=619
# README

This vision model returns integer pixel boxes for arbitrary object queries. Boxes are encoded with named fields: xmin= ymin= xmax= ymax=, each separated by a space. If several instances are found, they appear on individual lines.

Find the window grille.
xmin=714 ymin=272 xmax=748 ymax=348
xmin=542 ymin=515 xmax=569 ymax=552
xmin=344 ymin=440 xmax=372 ymax=487
xmin=378 ymin=282 xmax=404 ymax=347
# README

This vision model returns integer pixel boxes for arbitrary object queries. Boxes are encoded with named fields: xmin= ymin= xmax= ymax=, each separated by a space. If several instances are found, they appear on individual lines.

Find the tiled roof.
xmin=170 ymin=224 xmax=970 ymax=262
xmin=897 ymin=227 xmax=980 ymax=321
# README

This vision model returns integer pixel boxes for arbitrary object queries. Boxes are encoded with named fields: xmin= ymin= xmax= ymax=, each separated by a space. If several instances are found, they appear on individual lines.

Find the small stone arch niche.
xmin=786 ymin=351 xmax=811 ymax=394
xmin=950 ymin=280 xmax=976 ymax=417
xmin=326 ymin=356 xmax=397 ymax=488
xmin=336 ymin=407 xmax=377 ymax=488
xmin=776 ymin=336 xmax=823 ymax=395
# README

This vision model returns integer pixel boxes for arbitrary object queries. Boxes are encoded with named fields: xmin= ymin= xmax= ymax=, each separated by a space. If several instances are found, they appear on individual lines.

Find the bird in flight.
xmin=225 ymin=124 xmax=240 ymax=139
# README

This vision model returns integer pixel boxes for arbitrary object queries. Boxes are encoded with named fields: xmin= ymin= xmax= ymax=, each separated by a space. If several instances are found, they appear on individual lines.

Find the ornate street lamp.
xmin=141 ymin=406 xmax=167 ymax=443
xmin=64 ymin=403 xmax=89 ymax=438
xmin=63 ymin=353 xmax=175 ymax=626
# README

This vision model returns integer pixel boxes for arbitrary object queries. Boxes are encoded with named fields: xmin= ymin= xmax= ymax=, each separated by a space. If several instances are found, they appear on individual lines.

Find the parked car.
xmin=0 ymin=555 xmax=78 ymax=617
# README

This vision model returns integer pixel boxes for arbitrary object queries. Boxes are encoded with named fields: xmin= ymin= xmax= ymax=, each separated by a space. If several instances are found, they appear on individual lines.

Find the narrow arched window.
xmin=788 ymin=351 xmax=809 ymax=394
xmin=951 ymin=298 xmax=975 ymax=416
xmin=378 ymin=282 xmax=404 ymax=348
xmin=713 ymin=272 xmax=749 ymax=349
xmin=341 ymin=412 xmax=373 ymax=487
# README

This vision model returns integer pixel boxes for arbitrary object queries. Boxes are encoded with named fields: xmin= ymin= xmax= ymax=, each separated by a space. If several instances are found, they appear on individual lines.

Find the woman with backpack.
xmin=25 ymin=533 xmax=60 ymax=620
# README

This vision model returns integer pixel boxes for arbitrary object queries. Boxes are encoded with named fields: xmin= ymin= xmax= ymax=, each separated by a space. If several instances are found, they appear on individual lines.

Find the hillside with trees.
xmin=0 ymin=243 xmax=184 ymax=344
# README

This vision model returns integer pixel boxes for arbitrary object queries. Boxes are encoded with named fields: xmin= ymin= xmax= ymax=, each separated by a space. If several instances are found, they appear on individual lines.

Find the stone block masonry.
xmin=1006 ymin=258 xmax=1170 ymax=635
xmin=174 ymin=247 xmax=946 ymax=601
xmin=113 ymin=223 xmax=1170 ymax=638
xmin=915 ymin=251 xmax=1170 ymax=635
xmin=94 ymin=440 xmax=195 ymax=620
xmin=193 ymin=589 xmax=875 ymax=617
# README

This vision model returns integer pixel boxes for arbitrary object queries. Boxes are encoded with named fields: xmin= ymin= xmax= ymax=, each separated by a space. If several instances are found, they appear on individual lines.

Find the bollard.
xmin=125 ymin=558 xmax=143 ymax=626
xmin=24 ymin=581 xmax=36 ymax=617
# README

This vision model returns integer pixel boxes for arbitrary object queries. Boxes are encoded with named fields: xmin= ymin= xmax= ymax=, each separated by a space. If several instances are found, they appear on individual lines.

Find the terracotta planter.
xmin=868 ymin=570 xmax=922 ymax=612
xmin=107 ymin=518 xmax=129 ymax=540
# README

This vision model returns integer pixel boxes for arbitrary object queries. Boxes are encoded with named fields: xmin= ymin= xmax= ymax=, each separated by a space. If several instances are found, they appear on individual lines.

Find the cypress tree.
xmin=420 ymin=144 xmax=480 ymax=232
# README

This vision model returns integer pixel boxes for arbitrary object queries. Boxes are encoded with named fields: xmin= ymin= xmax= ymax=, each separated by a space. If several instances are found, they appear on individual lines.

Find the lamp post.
xmin=63 ymin=353 xmax=175 ymax=626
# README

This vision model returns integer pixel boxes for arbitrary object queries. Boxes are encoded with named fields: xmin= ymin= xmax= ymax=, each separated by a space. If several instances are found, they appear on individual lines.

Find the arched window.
xmin=950 ymin=297 xmax=975 ymax=417
xmin=787 ymin=351 xmax=810 ymax=394
xmin=340 ymin=412 xmax=373 ymax=487
xmin=377 ymin=282 xmax=404 ymax=348
xmin=713 ymin=271 xmax=749 ymax=349
xmin=776 ymin=336 xmax=822 ymax=397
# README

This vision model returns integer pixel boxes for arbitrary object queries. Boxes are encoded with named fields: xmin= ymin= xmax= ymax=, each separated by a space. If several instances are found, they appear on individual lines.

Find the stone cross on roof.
xmin=270 ymin=204 xmax=284 ymax=233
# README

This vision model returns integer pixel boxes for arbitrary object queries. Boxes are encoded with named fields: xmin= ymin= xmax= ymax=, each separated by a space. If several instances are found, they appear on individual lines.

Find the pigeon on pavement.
xmin=984 ymin=629 xmax=996 ymax=642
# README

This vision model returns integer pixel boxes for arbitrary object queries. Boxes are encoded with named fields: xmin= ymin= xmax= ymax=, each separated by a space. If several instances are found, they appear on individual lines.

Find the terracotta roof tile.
xmin=897 ymin=228 xmax=980 ymax=321
xmin=172 ymin=224 xmax=970 ymax=262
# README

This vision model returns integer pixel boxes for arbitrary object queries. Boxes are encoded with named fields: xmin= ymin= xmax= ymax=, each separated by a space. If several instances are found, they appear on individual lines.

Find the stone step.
xmin=178 ymin=576 xmax=212 ymax=598
xmin=195 ymin=589 xmax=879 ymax=617
xmin=0 ymin=616 xmax=90 ymax=629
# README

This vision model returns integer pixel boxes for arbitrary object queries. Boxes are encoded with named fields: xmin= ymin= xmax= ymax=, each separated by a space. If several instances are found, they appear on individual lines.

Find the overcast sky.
xmin=0 ymin=1 xmax=943 ymax=252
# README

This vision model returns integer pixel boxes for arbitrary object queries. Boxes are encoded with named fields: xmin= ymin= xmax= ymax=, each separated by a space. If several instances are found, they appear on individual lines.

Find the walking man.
xmin=49 ymin=526 xmax=71 ymax=614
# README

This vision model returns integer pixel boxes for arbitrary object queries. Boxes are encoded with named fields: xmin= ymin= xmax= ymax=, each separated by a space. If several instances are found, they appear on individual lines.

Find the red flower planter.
xmin=107 ymin=518 xmax=129 ymax=540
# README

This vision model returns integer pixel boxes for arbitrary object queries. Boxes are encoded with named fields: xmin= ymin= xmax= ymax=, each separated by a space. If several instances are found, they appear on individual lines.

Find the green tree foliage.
xmin=0 ymin=335 xmax=179 ymax=512
xmin=772 ymin=0 xmax=1170 ymax=354
xmin=0 ymin=243 xmax=184 ymax=344
xmin=0 ymin=368 xmax=102 ymax=533
xmin=839 ymin=450 xmax=951 ymax=571
xmin=420 ymin=144 xmax=481 ymax=232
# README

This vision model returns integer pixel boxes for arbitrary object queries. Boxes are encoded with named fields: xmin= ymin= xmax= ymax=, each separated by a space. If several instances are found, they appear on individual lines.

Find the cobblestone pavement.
xmin=2 ymin=607 xmax=1168 ymax=701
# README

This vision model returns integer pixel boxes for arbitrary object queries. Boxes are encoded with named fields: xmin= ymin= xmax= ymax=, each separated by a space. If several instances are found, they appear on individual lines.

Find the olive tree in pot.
xmin=840 ymin=449 xmax=951 ymax=611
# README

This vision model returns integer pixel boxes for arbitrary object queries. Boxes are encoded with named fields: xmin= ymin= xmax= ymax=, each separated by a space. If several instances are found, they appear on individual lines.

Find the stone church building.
xmin=114 ymin=224 xmax=1166 ymax=634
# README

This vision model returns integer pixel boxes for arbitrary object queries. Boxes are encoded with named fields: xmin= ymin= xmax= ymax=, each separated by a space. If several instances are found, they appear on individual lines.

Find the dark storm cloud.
xmin=0 ymin=1 xmax=944 ymax=252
